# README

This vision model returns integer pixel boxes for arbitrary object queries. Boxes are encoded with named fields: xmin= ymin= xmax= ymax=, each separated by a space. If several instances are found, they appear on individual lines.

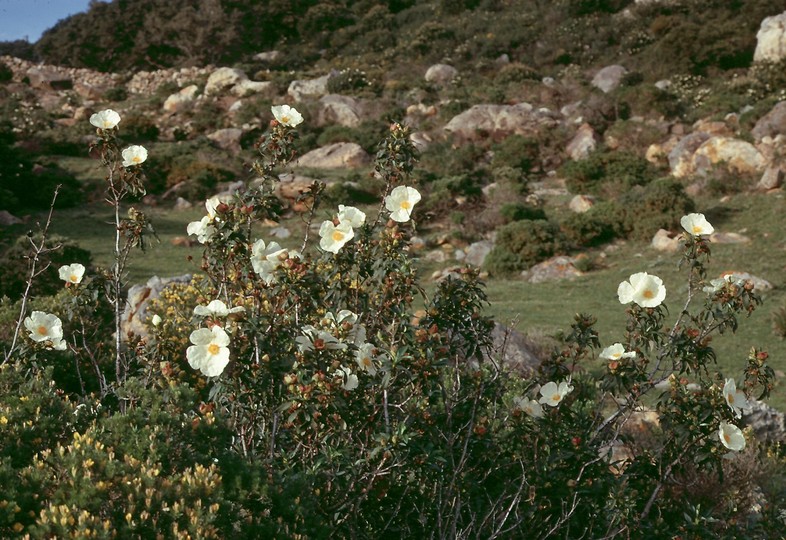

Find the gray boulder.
xmin=205 ymin=67 xmax=247 ymax=95
xmin=122 ymin=275 xmax=192 ymax=340
xmin=294 ymin=142 xmax=371 ymax=169
xmin=591 ymin=65 xmax=627 ymax=94
xmin=317 ymin=94 xmax=362 ymax=127
xmin=751 ymin=101 xmax=786 ymax=142
xmin=754 ymin=12 xmax=786 ymax=63
xmin=424 ymin=63 xmax=458 ymax=85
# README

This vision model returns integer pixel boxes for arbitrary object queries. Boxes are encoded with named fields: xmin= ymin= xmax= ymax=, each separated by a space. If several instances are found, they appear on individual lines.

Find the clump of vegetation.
xmin=485 ymin=219 xmax=569 ymax=275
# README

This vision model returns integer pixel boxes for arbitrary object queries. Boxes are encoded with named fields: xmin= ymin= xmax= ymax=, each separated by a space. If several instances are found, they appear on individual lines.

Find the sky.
xmin=0 ymin=0 xmax=97 ymax=43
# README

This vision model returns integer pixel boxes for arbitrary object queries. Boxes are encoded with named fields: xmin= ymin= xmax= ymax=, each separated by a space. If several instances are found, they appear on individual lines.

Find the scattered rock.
xmin=269 ymin=226 xmax=291 ymax=239
xmin=754 ymin=11 xmax=786 ymax=63
xmin=651 ymin=229 xmax=681 ymax=252
xmin=317 ymin=94 xmax=362 ymax=127
xmin=122 ymin=274 xmax=192 ymax=339
xmin=173 ymin=197 xmax=192 ymax=210
xmin=710 ymin=232 xmax=751 ymax=244
xmin=717 ymin=271 xmax=772 ymax=291
xmin=231 ymin=80 xmax=275 ymax=98
xmin=444 ymin=103 xmax=555 ymax=141
xmin=170 ymin=236 xmax=195 ymax=247
xmin=568 ymin=194 xmax=595 ymax=213
xmin=757 ymin=165 xmax=784 ymax=190
xmin=0 ymin=210 xmax=22 ymax=225
xmin=463 ymin=241 xmax=494 ymax=267
xmin=294 ymin=142 xmax=371 ymax=169
xmin=591 ymin=65 xmax=627 ymax=94
xmin=287 ymin=73 xmax=333 ymax=102
xmin=207 ymin=128 xmax=244 ymax=153
xmin=409 ymin=131 xmax=433 ymax=151
xmin=566 ymin=123 xmax=597 ymax=160
xmin=425 ymin=250 xmax=450 ymax=263
xmin=521 ymin=256 xmax=583 ymax=283
xmin=253 ymin=50 xmax=281 ymax=63
xmin=751 ymin=101 xmax=786 ymax=142
xmin=743 ymin=399 xmax=786 ymax=443
xmin=424 ymin=63 xmax=458 ymax=85
xmin=488 ymin=323 xmax=542 ymax=375
xmin=162 ymin=84 xmax=199 ymax=113
xmin=205 ymin=67 xmax=247 ymax=95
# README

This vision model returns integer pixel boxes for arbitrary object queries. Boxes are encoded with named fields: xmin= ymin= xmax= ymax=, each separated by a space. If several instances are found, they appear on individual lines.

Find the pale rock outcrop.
xmin=591 ymin=65 xmax=627 ymax=93
xmin=757 ymin=165 xmax=785 ymax=190
xmin=163 ymin=85 xmax=199 ymax=113
xmin=205 ymin=67 xmax=248 ymax=95
xmin=568 ymin=194 xmax=595 ymax=213
xmin=409 ymin=131 xmax=433 ymax=151
xmin=231 ymin=80 xmax=275 ymax=98
xmin=26 ymin=66 xmax=72 ymax=90
xmin=253 ymin=50 xmax=281 ymax=63
xmin=444 ymin=103 xmax=555 ymax=141
xmin=521 ymin=256 xmax=583 ymax=283
xmin=288 ymin=73 xmax=334 ymax=102
xmin=743 ymin=399 xmax=786 ymax=443
xmin=566 ymin=123 xmax=597 ymax=160
xmin=463 ymin=241 xmax=494 ymax=267
xmin=317 ymin=94 xmax=362 ymax=127
xmin=207 ymin=128 xmax=244 ymax=153
xmin=295 ymin=142 xmax=371 ymax=169
xmin=751 ymin=101 xmax=786 ymax=142
xmin=651 ymin=229 xmax=681 ymax=252
xmin=668 ymin=132 xmax=711 ymax=177
xmin=0 ymin=210 xmax=22 ymax=225
xmin=424 ymin=63 xmax=458 ymax=85
xmin=754 ymin=12 xmax=786 ymax=63
xmin=488 ymin=323 xmax=542 ymax=375
xmin=691 ymin=137 xmax=766 ymax=176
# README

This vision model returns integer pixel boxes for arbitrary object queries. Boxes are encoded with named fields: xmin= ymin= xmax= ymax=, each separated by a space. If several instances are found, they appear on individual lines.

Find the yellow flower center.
xmin=552 ymin=393 xmax=561 ymax=402
xmin=281 ymin=115 xmax=290 ymax=123
xmin=612 ymin=352 xmax=621 ymax=359
xmin=70 ymin=274 xmax=78 ymax=282
xmin=362 ymin=356 xmax=372 ymax=367
xmin=103 ymin=121 xmax=112 ymax=128
xmin=37 ymin=326 xmax=48 ymax=336
xmin=208 ymin=344 xmax=220 ymax=355
xmin=642 ymin=289 xmax=655 ymax=299
xmin=400 ymin=200 xmax=411 ymax=210
xmin=727 ymin=393 xmax=735 ymax=404
xmin=132 ymin=156 xmax=142 ymax=163
xmin=723 ymin=432 xmax=731 ymax=444
xmin=332 ymin=230 xmax=345 ymax=242
xmin=692 ymin=225 xmax=703 ymax=234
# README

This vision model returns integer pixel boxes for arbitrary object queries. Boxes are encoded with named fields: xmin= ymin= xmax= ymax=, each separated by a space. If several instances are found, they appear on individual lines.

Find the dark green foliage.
xmin=326 ymin=68 xmax=370 ymax=94
xmin=491 ymin=134 xmax=540 ymax=171
xmin=560 ymin=201 xmax=622 ymax=247
xmin=619 ymin=177 xmax=695 ymax=241
xmin=499 ymin=202 xmax=546 ymax=223
xmin=0 ymin=233 xmax=92 ymax=300
xmin=485 ymin=219 xmax=569 ymax=275
xmin=0 ymin=61 xmax=12 ymax=83
xmin=103 ymin=86 xmax=128 ymax=102
xmin=561 ymin=149 xmax=660 ymax=197
xmin=120 ymin=112 xmax=160 ymax=143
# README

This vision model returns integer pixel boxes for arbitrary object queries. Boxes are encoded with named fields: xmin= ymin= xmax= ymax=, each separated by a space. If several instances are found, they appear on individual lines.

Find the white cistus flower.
xmin=24 ymin=311 xmax=66 ymax=350
xmin=121 ymin=145 xmax=148 ymax=167
xmin=538 ymin=380 xmax=573 ymax=407
xmin=337 ymin=205 xmax=366 ymax=228
xmin=338 ymin=365 xmax=359 ymax=391
xmin=384 ymin=186 xmax=421 ymax=223
xmin=319 ymin=220 xmax=354 ymax=254
xmin=354 ymin=343 xmax=379 ymax=376
xmin=295 ymin=325 xmax=347 ymax=353
xmin=89 ymin=109 xmax=121 ymax=129
xmin=58 ymin=263 xmax=85 ymax=285
xmin=680 ymin=213 xmax=714 ymax=237
xmin=250 ymin=239 xmax=288 ymax=284
xmin=193 ymin=299 xmax=245 ymax=318
xmin=538 ymin=379 xmax=574 ymax=407
xmin=718 ymin=421 xmax=746 ymax=452
xmin=722 ymin=378 xmax=750 ymax=419
xmin=186 ymin=326 xmax=231 ymax=377
xmin=617 ymin=272 xmax=666 ymax=308
xmin=271 ymin=104 xmax=304 ymax=127
xmin=513 ymin=397 xmax=544 ymax=418
xmin=599 ymin=343 xmax=636 ymax=361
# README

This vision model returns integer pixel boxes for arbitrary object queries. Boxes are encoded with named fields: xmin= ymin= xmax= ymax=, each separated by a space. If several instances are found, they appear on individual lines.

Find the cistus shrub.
xmin=485 ymin=219 xmax=569 ymax=275
xmin=619 ymin=177 xmax=695 ymax=241
xmin=1 ymin=105 xmax=781 ymax=538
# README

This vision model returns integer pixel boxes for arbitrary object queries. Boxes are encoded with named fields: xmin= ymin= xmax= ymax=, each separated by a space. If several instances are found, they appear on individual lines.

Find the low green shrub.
xmin=562 ymin=149 xmax=660 ymax=197
xmin=619 ymin=177 xmax=695 ymax=241
xmin=485 ymin=219 xmax=569 ymax=275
